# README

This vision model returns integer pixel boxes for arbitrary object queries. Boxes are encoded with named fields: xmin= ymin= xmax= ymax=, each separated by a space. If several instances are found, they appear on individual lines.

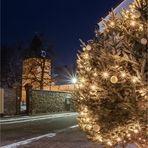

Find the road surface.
xmin=0 ymin=113 xmax=138 ymax=148
xmin=1 ymin=113 xmax=77 ymax=146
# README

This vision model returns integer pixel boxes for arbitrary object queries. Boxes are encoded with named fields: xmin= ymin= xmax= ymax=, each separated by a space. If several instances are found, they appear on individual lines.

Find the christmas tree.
xmin=75 ymin=0 xmax=147 ymax=147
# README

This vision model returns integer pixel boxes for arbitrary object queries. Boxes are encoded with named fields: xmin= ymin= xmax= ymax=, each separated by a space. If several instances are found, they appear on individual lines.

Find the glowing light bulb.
xmin=110 ymin=21 xmax=115 ymax=27
xmin=139 ymin=89 xmax=144 ymax=93
xmin=139 ymin=138 xmax=141 ymax=140
xmin=134 ymin=129 xmax=139 ymax=133
xmin=99 ymin=138 xmax=103 ymax=142
xmin=121 ymin=72 xmax=126 ymax=78
xmin=86 ymin=118 xmax=90 ymax=122
xmin=79 ymin=84 xmax=84 ymax=88
xmin=80 ymin=78 xmax=85 ymax=83
xmin=139 ymin=25 xmax=143 ymax=31
xmin=132 ymin=76 xmax=138 ymax=83
xmin=86 ymin=125 xmax=92 ymax=130
xmin=80 ymin=111 xmax=84 ymax=116
xmin=130 ymin=20 xmax=136 ymax=26
xmin=90 ymin=85 xmax=97 ymax=90
xmin=102 ymin=71 xmax=109 ymax=79
xmin=139 ymin=89 xmax=146 ymax=97
xmin=124 ymin=14 xmax=128 ymax=18
xmin=86 ymin=45 xmax=92 ymax=51
xmin=83 ymin=53 xmax=89 ymax=59
xmin=84 ymin=107 xmax=88 ymax=112
xmin=117 ymin=137 xmax=121 ymax=142
xmin=82 ymin=47 xmax=86 ymax=51
xmin=115 ymin=65 xmax=119 ymax=68
xmin=93 ymin=72 xmax=98 ymax=77
xmin=107 ymin=141 xmax=112 ymax=146
xmin=126 ymin=10 xmax=129 ymax=13
xmin=96 ymin=136 xmax=103 ymax=142
xmin=86 ymin=67 xmax=91 ymax=71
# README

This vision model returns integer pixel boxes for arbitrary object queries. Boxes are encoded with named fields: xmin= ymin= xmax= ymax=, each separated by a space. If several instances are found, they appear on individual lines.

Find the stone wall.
xmin=4 ymin=88 xmax=17 ymax=115
xmin=0 ymin=88 xmax=4 ymax=114
xmin=22 ymin=84 xmax=74 ymax=102
xmin=50 ymin=84 xmax=74 ymax=92
xmin=31 ymin=90 xmax=74 ymax=114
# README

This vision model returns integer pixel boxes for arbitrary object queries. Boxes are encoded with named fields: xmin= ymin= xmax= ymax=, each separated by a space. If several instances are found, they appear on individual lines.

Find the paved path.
xmin=8 ymin=127 xmax=137 ymax=148
xmin=1 ymin=113 xmax=77 ymax=146
xmin=0 ymin=113 xmax=138 ymax=148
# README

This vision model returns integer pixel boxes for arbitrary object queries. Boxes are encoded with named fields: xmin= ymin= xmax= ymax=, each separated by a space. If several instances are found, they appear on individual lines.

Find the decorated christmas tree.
xmin=75 ymin=0 xmax=147 ymax=147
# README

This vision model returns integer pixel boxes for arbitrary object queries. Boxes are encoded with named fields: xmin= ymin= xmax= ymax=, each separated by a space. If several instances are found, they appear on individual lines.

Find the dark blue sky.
xmin=2 ymin=0 xmax=121 ymax=65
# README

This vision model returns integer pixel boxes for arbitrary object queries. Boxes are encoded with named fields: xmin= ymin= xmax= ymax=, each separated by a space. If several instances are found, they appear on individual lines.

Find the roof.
xmin=98 ymin=0 xmax=134 ymax=32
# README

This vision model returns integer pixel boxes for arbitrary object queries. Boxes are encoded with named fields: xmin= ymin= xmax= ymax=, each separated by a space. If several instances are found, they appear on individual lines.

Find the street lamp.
xmin=71 ymin=77 xmax=77 ymax=84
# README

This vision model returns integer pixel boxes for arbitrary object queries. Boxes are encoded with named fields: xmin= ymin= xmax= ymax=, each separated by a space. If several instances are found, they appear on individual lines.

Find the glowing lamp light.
xmin=71 ymin=77 xmax=77 ymax=84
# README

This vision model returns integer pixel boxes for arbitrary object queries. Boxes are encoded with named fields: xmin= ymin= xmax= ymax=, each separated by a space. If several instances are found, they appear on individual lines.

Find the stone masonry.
xmin=31 ymin=90 xmax=74 ymax=114
xmin=4 ymin=89 xmax=17 ymax=115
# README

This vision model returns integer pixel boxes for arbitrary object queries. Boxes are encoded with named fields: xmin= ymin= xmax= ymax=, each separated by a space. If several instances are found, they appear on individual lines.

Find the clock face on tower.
xmin=41 ymin=50 xmax=46 ymax=58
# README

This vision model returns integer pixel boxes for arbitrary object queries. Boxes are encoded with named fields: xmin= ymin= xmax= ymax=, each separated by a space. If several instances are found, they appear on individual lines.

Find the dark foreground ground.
xmin=18 ymin=127 xmax=102 ymax=148
xmin=18 ymin=127 xmax=137 ymax=148
xmin=1 ymin=114 xmax=77 ymax=146
xmin=1 ymin=113 xmax=138 ymax=148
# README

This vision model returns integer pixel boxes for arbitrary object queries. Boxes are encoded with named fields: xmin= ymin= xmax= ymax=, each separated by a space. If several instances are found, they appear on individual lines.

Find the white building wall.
xmin=98 ymin=0 xmax=134 ymax=32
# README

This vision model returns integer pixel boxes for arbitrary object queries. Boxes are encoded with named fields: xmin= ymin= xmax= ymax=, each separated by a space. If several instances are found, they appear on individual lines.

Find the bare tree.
xmin=22 ymin=34 xmax=54 ymax=90
xmin=22 ymin=57 xmax=52 ymax=90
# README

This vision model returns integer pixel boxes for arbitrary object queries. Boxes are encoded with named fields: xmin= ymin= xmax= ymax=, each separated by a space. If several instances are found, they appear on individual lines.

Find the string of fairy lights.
xmin=75 ymin=0 xmax=147 ymax=147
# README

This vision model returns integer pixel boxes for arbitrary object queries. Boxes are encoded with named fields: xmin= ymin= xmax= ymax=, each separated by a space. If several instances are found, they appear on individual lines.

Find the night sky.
xmin=2 ymin=0 xmax=121 ymax=65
